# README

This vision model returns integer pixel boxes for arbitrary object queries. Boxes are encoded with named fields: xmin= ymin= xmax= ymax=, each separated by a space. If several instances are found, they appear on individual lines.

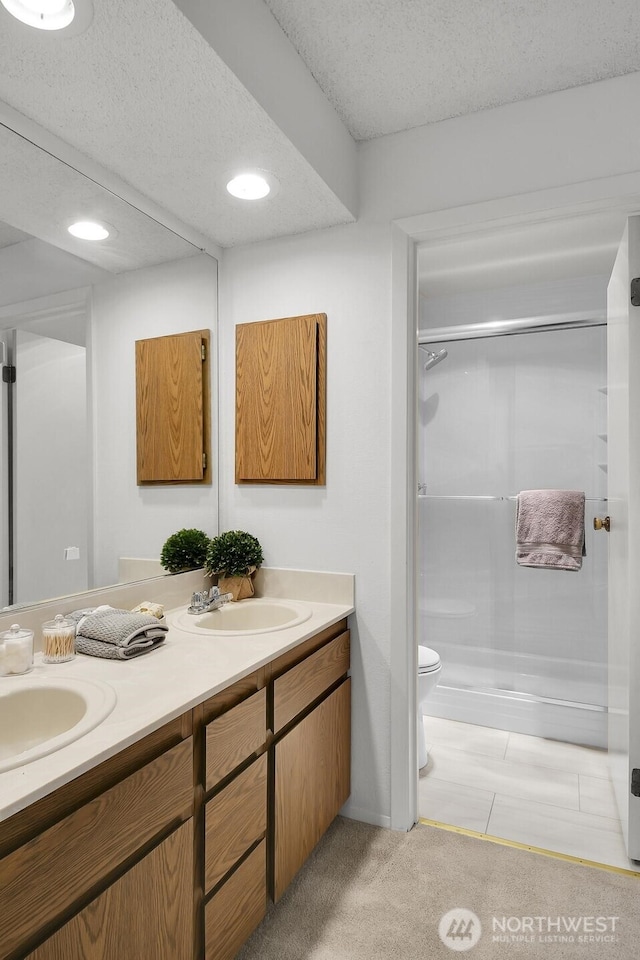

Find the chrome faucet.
xmin=187 ymin=586 xmax=233 ymax=615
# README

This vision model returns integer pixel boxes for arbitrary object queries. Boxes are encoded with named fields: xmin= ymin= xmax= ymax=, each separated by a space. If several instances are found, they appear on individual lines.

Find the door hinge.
xmin=2 ymin=365 xmax=16 ymax=383
xmin=632 ymin=769 xmax=640 ymax=797
xmin=202 ymin=452 xmax=207 ymax=471
xmin=631 ymin=278 xmax=640 ymax=306
xmin=201 ymin=342 xmax=206 ymax=361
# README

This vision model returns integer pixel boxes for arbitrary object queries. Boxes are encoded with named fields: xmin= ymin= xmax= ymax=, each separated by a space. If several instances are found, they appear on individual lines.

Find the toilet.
xmin=418 ymin=645 xmax=442 ymax=769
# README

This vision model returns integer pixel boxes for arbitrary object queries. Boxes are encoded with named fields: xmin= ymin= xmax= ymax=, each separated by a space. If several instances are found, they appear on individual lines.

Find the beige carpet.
xmin=238 ymin=817 xmax=640 ymax=959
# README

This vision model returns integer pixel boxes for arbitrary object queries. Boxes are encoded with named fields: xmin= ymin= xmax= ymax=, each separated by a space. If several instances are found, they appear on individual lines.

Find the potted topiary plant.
xmin=204 ymin=530 xmax=264 ymax=601
xmin=160 ymin=528 xmax=210 ymax=574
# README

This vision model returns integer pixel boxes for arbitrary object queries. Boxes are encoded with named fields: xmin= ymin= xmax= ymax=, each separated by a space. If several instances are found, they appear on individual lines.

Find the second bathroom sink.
xmin=172 ymin=597 xmax=312 ymax=635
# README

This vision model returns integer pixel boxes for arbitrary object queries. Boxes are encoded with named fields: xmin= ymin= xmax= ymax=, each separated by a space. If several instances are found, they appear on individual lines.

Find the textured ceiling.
xmin=0 ymin=125 xmax=198 ymax=272
xmin=0 ymin=0 xmax=638 ymax=253
xmin=0 ymin=0 xmax=353 ymax=248
xmin=264 ymin=0 xmax=640 ymax=139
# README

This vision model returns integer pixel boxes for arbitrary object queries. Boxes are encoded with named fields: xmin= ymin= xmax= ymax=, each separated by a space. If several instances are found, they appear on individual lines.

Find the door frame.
xmin=389 ymin=170 xmax=640 ymax=832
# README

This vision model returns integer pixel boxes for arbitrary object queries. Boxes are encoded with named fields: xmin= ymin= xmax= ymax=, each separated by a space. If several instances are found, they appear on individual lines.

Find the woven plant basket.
xmin=219 ymin=569 xmax=256 ymax=601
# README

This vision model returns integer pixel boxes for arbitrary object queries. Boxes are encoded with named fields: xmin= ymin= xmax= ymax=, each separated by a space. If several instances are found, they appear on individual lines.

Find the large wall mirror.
xmin=0 ymin=122 xmax=218 ymax=611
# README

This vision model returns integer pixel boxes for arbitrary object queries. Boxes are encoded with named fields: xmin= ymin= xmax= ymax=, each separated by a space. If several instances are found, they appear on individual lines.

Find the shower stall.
xmin=417 ymin=318 xmax=608 ymax=747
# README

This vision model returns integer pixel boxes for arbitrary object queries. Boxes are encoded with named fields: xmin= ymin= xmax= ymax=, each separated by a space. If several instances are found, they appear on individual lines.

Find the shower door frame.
xmin=389 ymin=172 xmax=640 ymax=832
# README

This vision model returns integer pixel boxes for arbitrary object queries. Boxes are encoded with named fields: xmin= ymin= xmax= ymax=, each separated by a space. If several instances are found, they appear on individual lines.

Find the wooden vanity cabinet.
xmin=24 ymin=821 xmax=193 ymax=960
xmin=0 ymin=616 xmax=352 ymax=960
xmin=201 ymin=676 xmax=269 ymax=960
xmin=0 ymin=715 xmax=194 ymax=960
xmin=269 ymin=622 xmax=351 ymax=902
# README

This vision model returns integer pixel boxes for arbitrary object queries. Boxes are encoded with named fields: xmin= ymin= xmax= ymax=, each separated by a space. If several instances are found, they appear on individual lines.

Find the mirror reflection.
xmin=0 ymin=124 xmax=218 ymax=610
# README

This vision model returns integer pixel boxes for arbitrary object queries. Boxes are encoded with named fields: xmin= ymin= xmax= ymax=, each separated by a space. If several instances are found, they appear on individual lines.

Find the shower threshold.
xmin=427 ymin=683 xmax=607 ymax=747
xmin=438 ymin=683 xmax=607 ymax=713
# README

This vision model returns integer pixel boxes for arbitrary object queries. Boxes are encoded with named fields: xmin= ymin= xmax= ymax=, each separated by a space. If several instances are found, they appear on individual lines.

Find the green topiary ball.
xmin=205 ymin=530 xmax=264 ymax=578
xmin=160 ymin=528 xmax=210 ymax=574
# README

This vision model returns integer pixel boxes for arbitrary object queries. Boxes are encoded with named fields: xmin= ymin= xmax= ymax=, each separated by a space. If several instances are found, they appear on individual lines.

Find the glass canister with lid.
xmin=0 ymin=623 xmax=34 ymax=675
xmin=42 ymin=614 xmax=76 ymax=663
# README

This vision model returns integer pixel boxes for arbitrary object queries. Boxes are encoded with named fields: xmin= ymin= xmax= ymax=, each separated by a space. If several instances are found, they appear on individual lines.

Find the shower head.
xmin=422 ymin=348 xmax=448 ymax=371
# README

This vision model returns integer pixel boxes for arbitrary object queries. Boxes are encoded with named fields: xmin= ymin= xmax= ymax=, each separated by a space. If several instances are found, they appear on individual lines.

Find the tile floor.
xmin=419 ymin=715 xmax=640 ymax=872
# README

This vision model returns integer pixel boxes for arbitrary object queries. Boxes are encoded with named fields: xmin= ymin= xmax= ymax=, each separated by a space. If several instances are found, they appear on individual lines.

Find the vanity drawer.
xmin=205 ymin=840 xmax=267 ymax=960
xmin=205 ymin=753 xmax=267 ymax=892
xmin=273 ymin=629 xmax=350 ymax=732
xmin=206 ymin=687 xmax=267 ymax=789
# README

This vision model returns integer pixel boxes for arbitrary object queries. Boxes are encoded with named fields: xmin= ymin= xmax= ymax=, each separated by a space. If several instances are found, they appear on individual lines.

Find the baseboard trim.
xmin=341 ymin=804 xmax=392 ymax=829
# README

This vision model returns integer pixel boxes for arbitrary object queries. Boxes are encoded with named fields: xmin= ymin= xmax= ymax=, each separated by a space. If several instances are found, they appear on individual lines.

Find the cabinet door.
xmin=235 ymin=313 xmax=326 ymax=484
xmin=136 ymin=329 xmax=210 ymax=483
xmin=0 ymin=738 xmax=193 ymax=960
xmin=26 ymin=821 xmax=193 ymax=960
xmin=273 ymin=678 xmax=351 ymax=901
xmin=205 ymin=840 xmax=266 ymax=960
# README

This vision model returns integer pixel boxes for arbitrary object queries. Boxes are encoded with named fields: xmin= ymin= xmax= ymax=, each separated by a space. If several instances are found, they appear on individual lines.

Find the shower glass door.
xmin=418 ymin=325 xmax=608 ymax=745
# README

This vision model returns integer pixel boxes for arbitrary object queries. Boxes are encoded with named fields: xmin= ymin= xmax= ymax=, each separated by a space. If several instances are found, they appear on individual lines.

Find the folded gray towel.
xmin=516 ymin=489 xmax=586 ymax=571
xmin=74 ymin=634 xmax=165 ymax=660
xmin=66 ymin=605 xmax=168 ymax=659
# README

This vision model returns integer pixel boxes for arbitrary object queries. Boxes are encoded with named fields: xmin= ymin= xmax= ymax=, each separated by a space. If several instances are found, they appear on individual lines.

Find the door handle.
xmin=593 ymin=516 xmax=610 ymax=532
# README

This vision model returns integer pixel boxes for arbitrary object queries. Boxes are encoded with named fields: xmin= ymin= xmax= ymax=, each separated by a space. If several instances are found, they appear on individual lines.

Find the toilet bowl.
xmin=418 ymin=645 xmax=442 ymax=769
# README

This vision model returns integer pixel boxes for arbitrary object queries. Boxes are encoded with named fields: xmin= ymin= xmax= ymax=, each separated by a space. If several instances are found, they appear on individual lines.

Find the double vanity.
xmin=0 ymin=569 xmax=354 ymax=960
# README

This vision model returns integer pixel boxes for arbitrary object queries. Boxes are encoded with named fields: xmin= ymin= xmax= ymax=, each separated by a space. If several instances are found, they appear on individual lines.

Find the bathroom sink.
xmin=172 ymin=597 xmax=312 ymax=636
xmin=0 ymin=676 xmax=117 ymax=773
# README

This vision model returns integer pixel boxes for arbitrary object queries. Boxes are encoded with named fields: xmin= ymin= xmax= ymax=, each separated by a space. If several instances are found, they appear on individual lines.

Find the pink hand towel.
xmin=516 ymin=490 xmax=586 ymax=571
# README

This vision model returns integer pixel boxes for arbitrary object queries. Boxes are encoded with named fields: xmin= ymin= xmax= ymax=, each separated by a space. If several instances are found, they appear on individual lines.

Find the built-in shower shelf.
xmin=597 ymin=386 xmax=608 ymax=394
xmin=597 ymin=433 xmax=608 ymax=442
xmin=598 ymin=463 xmax=608 ymax=473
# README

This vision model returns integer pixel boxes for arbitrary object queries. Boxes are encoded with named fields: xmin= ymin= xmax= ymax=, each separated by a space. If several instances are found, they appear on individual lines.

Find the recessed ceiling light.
xmin=68 ymin=220 xmax=110 ymax=241
xmin=226 ymin=173 xmax=271 ymax=201
xmin=0 ymin=0 xmax=76 ymax=30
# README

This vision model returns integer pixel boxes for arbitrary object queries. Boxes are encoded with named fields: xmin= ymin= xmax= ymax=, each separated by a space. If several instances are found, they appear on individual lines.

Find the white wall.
xmin=420 ymin=274 xmax=608 ymax=330
xmin=220 ymin=71 xmax=640 ymax=826
xmin=91 ymin=254 xmax=218 ymax=588
xmin=358 ymin=72 xmax=640 ymax=223
xmin=220 ymin=222 xmax=392 ymax=825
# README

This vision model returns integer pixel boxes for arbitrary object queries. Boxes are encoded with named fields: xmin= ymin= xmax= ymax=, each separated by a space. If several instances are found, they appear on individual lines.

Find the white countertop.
xmin=0 ymin=592 xmax=353 ymax=823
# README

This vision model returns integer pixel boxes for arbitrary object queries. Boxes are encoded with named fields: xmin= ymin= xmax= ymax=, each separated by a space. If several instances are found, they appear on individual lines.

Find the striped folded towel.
xmin=515 ymin=490 xmax=586 ymax=572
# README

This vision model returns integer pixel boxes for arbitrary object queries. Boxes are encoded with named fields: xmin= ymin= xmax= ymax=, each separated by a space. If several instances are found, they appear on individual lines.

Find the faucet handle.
xmin=189 ymin=591 xmax=207 ymax=611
